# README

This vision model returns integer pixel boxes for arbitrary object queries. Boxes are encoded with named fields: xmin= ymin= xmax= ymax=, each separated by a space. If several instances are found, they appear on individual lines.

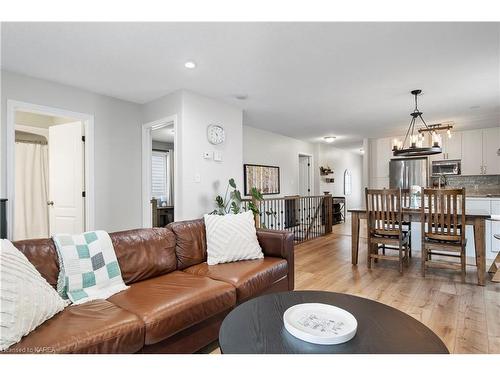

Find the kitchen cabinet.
xmin=429 ymin=131 xmax=462 ymax=161
xmin=461 ymin=129 xmax=483 ymax=175
xmin=444 ymin=132 xmax=462 ymax=160
xmin=461 ymin=127 xmax=500 ymax=175
xmin=465 ymin=198 xmax=491 ymax=257
xmin=482 ymin=127 xmax=500 ymax=175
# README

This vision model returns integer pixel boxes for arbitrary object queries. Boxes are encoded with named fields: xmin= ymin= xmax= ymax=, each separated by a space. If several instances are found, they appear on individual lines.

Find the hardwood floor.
xmin=206 ymin=216 xmax=499 ymax=354
xmin=295 ymin=216 xmax=500 ymax=354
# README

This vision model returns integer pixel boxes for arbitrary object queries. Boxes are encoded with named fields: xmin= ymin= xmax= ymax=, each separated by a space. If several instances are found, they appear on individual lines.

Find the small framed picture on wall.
xmin=243 ymin=164 xmax=280 ymax=196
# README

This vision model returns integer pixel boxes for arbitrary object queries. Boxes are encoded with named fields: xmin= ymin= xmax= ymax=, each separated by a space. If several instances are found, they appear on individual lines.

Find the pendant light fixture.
xmin=392 ymin=90 xmax=442 ymax=157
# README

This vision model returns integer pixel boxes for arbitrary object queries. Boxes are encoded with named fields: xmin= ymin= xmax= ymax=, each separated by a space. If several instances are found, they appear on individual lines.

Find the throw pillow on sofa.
xmin=204 ymin=211 xmax=264 ymax=265
xmin=0 ymin=239 xmax=69 ymax=351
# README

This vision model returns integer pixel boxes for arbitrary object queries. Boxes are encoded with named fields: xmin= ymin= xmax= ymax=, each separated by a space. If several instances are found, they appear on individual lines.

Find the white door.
xmin=298 ymin=156 xmax=311 ymax=196
xmin=482 ymin=127 xmax=500 ymax=175
xmin=48 ymin=122 xmax=84 ymax=235
xmin=461 ymin=129 xmax=483 ymax=175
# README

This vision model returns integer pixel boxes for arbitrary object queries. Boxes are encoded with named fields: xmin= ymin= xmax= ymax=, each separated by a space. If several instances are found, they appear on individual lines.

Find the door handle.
xmin=47 ymin=201 xmax=54 ymax=206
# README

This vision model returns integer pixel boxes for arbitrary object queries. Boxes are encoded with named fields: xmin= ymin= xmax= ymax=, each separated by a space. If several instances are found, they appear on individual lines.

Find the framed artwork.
xmin=243 ymin=164 xmax=280 ymax=196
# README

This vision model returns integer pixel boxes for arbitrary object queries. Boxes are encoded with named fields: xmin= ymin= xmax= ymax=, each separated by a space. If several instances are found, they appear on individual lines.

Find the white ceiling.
xmin=2 ymin=22 xmax=499 ymax=147
xmin=152 ymin=125 xmax=174 ymax=143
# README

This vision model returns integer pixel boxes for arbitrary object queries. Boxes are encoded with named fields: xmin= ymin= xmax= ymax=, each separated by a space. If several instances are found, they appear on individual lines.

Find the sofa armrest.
xmin=256 ymin=229 xmax=294 ymax=290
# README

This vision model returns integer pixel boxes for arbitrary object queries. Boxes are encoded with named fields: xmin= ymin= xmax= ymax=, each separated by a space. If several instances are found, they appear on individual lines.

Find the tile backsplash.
xmin=431 ymin=175 xmax=500 ymax=196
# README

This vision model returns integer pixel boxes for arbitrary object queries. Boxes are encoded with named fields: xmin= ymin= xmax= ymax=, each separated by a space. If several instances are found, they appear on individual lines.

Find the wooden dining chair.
xmin=379 ymin=188 xmax=412 ymax=258
xmin=421 ymin=188 xmax=467 ymax=282
xmin=365 ymin=188 xmax=410 ymax=273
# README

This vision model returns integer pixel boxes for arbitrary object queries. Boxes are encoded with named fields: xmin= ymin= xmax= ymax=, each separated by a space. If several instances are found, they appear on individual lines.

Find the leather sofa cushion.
xmin=110 ymin=228 xmax=177 ymax=284
xmin=12 ymin=227 xmax=178 ymax=288
xmin=5 ymin=300 xmax=144 ymax=354
xmin=167 ymin=219 xmax=207 ymax=269
xmin=12 ymin=238 xmax=59 ymax=288
xmin=107 ymin=271 xmax=236 ymax=345
xmin=183 ymin=257 xmax=288 ymax=302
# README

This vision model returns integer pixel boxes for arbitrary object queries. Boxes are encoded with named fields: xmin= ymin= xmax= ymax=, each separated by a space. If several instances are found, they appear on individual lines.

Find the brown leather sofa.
xmin=6 ymin=219 xmax=294 ymax=354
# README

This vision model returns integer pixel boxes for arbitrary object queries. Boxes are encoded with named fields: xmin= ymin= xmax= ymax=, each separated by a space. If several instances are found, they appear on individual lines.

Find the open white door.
xmin=48 ymin=122 xmax=84 ymax=235
xmin=298 ymin=155 xmax=311 ymax=196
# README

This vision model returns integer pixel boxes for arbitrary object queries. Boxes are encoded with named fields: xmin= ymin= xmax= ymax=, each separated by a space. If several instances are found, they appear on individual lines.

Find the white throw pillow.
xmin=0 ymin=239 xmax=69 ymax=351
xmin=204 ymin=211 xmax=264 ymax=265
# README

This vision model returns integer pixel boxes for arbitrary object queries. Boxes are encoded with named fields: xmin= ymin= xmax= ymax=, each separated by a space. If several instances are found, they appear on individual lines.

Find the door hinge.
xmin=82 ymin=191 xmax=86 ymax=198
xmin=82 ymin=136 xmax=86 ymax=142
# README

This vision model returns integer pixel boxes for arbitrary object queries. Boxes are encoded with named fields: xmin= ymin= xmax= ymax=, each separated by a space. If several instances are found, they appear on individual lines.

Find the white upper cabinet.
xmin=430 ymin=131 xmax=462 ymax=161
xmin=482 ymin=127 xmax=500 ymax=175
xmin=461 ymin=129 xmax=483 ymax=175
xmin=444 ymin=132 xmax=462 ymax=160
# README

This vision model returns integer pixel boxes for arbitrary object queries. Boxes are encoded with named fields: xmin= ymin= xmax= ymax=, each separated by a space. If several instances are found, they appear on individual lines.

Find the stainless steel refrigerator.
xmin=389 ymin=157 xmax=428 ymax=189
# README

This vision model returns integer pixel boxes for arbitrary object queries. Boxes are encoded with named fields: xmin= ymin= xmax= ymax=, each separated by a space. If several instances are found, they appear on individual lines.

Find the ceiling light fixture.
xmin=324 ymin=136 xmax=336 ymax=143
xmin=184 ymin=61 xmax=196 ymax=69
xmin=392 ymin=89 xmax=442 ymax=157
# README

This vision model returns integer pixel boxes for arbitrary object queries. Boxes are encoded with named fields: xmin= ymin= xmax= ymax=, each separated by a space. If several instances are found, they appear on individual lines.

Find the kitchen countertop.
xmin=466 ymin=195 xmax=500 ymax=200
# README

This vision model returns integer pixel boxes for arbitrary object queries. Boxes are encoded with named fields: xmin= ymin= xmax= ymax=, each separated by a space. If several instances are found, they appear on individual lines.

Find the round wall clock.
xmin=207 ymin=124 xmax=225 ymax=145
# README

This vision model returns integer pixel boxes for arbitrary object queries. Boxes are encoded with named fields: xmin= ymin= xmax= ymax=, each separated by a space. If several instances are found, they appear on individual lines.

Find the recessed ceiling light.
xmin=184 ymin=61 xmax=196 ymax=69
xmin=324 ymin=136 xmax=336 ymax=143
xmin=235 ymin=94 xmax=248 ymax=100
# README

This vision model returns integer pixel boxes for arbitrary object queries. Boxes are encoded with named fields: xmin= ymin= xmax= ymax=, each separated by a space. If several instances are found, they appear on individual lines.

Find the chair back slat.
xmin=365 ymin=188 xmax=403 ymax=236
xmin=401 ymin=188 xmax=410 ymax=208
xmin=421 ymin=188 xmax=465 ymax=242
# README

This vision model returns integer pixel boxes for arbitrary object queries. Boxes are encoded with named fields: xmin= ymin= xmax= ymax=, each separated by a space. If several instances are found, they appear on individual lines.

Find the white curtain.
xmin=166 ymin=150 xmax=174 ymax=206
xmin=14 ymin=142 xmax=49 ymax=240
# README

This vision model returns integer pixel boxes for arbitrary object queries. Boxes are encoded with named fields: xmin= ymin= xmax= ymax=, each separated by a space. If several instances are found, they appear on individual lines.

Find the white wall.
xmin=318 ymin=144 xmax=363 ymax=209
xmin=1 ymin=71 xmax=143 ymax=232
xmin=243 ymin=126 xmax=320 ymax=197
xmin=180 ymin=91 xmax=243 ymax=220
xmin=142 ymin=90 xmax=243 ymax=220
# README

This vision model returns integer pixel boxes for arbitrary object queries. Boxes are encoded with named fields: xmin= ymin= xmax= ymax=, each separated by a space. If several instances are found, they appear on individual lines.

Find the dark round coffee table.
xmin=219 ymin=291 xmax=449 ymax=354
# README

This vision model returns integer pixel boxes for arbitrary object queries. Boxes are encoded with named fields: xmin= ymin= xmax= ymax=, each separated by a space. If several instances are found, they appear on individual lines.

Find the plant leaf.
xmin=229 ymin=178 xmax=236 ymax=189
xmin=231 ymin=201 xmax=240 ymax=214
xmin=251 ymin=187 xmax=263 ymax=201
xmin=248 ymin=202 xmax=260 ymax=216
xmin=215 ymin=195 xmax=224 ymax=208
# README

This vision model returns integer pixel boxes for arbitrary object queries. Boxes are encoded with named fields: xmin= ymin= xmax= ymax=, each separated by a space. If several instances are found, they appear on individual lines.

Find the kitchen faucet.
xmin=437 ymin=174 xmax=447 ymax=189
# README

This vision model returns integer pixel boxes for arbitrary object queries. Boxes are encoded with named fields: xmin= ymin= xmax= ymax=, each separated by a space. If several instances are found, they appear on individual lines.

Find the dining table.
xmin=348 ymin=206 xmax=491 ymax=286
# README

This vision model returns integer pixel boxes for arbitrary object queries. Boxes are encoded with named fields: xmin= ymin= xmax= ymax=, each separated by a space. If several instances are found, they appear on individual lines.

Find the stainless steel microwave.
xmin=431 ymin=160 xmax=461 ymax=176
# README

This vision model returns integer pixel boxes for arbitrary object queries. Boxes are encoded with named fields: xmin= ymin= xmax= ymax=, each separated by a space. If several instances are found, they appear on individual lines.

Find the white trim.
xmin=141 ymin=115 xmax=178 ymax=228
xmin=298 ymin=152 xmax=314 ymax=196
xmin=6 ymin=100 xmax=95 ymax=239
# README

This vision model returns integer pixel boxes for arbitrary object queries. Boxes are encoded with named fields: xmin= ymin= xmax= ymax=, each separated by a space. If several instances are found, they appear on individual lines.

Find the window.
xmin=344 ymin=169 xmax=352 ymax=196
xmin=151 ymin=151 xmax=168 ymax=198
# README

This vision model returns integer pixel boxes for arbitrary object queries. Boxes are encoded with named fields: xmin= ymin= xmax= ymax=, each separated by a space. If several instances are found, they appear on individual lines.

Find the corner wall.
xmin=318 ymin=144 xmax=363 ymax=210
xmin=142 ymin=90 xmax=243 ymax=220
xmin=243 ymin=126 xmax=320 ymax=197
xmin=1 ymin=70 xmax=143 ymax=232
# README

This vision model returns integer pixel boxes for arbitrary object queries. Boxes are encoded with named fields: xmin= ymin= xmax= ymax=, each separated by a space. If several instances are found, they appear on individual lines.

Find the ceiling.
xmin=2 ymin=22 xmax=499 ymax=147
xmin=152 ymin=125 xmax=174 ymax=143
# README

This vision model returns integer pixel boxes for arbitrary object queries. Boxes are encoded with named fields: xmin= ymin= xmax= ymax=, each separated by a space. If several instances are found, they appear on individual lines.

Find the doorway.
xmin=141 ymin=115 xmax=178 ymax=228
xmin=298 ymin=154 xmax=312 ymax=196
xmin=6 ymin=100 xmax=95 ymax=240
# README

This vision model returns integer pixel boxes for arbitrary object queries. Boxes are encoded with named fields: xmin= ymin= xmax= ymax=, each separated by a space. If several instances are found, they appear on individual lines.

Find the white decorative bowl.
xmin=283 ymin=303 xmax=357 ymax=345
